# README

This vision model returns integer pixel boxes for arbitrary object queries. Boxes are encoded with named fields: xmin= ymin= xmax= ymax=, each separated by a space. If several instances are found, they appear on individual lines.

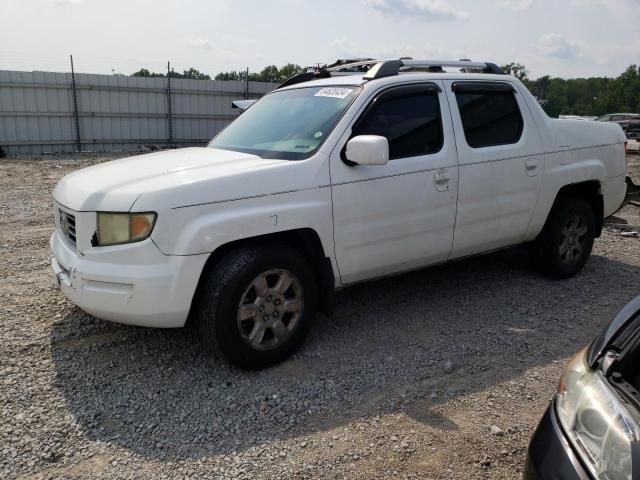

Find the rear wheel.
xmin=533 ymin=198 xmax=595 ymax=278
xmin=196 ymin=245 xmax=317 ymax=369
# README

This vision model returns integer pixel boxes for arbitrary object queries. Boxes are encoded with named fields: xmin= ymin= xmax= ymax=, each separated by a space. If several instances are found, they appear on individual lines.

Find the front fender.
xmin=152 ymin=187 xmax=335 ymax=260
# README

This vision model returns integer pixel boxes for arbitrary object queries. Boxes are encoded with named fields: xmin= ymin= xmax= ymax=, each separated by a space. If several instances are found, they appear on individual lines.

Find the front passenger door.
xmin=330 ymin=83 xmax=459 ymax=284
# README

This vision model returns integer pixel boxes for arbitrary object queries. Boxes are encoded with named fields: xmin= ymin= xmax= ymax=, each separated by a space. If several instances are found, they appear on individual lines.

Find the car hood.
xmin=588 ymin=295 xmax=640 ymax=368
xmin=52 ymin=147 xmax=292 ymax=211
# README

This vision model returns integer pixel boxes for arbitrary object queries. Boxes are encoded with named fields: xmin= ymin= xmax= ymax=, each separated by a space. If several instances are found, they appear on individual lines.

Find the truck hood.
xmin=53 ymin=147 xmax=292 ymax=211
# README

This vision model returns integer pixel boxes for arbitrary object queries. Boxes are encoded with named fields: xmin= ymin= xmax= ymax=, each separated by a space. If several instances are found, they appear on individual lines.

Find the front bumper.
xmin=50 ymin=228 xmax=208 ymax=328
xmin=524 ymin=401 xmax=592 ymax=480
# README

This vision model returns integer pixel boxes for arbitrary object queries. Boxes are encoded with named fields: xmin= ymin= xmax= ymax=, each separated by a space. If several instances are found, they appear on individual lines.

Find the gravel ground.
xmin=1 ymin=152 xmax=640 ymax=480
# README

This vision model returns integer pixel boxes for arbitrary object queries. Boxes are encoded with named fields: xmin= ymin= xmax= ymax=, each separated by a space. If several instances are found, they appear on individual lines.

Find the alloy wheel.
xmin=236 ymin=269 xmax=304 ymax=350
xmin=559 ymin=215 xmax=588 ymax=265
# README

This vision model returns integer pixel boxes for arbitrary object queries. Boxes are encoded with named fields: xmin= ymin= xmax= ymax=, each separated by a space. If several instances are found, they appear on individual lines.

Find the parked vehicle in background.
xmin=596 ymin=113 xmax=640 ymax=123
xmin=525 ymin=295 xmax=640 ymax=480
xmin=559 ymin=115 xmax=597 ymax=121
xmin=50 ymin=58 xmax=628 ymax=369
xmin=597 ymin=113 xmax=640 ymax=136
xmin=231 ymin=99 xmax=257 ymax=113
xmin=626 ymin=120 xmax=640 ymax=141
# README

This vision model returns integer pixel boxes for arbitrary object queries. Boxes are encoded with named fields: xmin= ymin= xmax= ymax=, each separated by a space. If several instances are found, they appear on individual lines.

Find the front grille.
xmin=58 ymin=208 xmax=77 ymax=245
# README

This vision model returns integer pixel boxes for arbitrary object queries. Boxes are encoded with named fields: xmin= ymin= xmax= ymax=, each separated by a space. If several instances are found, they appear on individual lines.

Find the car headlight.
xmin=556 ymin=349 xmax=639 ymax=480
xmin=96 ymin=212 xmax=156 ymax=246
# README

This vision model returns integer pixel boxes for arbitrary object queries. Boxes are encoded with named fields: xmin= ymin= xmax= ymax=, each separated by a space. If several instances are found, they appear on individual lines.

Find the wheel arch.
xmin=533 ymin=180 xmax=604 ymax=239
xmin=187 ymin=228 xmax=335 ymax=326
xmin=549 ymin=180 xmax=604 ymax=237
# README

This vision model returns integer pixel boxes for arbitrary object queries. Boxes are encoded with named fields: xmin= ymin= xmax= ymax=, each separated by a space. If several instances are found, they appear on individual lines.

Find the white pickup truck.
xmin=50 ymin=59 xmax=627 ymax=369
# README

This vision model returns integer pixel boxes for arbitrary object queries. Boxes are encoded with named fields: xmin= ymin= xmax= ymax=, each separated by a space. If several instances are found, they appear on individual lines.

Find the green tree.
xmin=132 ymin=67 xmax=212 ymax=80
xmin=214 ymin=71 xmax=243 ymax=81
xmin=277 ymin=63 xmax=305 ymax=81
xmin=180 ymin=68 xmax=211 ymax=80
xmin=131 ymin=68 xmax=165 ymax=78
xmin=503 ymin=63 xmax=640 ymax=117
xmin=502 ymin=62 xmax=528 ymax=81
xmin=215 ymin=64 xmax=304 ymax=83
xmin=253 ymin=65 xmax=280 ymax=82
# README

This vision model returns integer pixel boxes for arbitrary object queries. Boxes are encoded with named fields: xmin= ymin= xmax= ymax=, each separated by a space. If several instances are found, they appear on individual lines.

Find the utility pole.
xmin=166 ymin=61 xmax=173 ymax=147
xmin=244 ymin=67 xmax=249 ymax=100
xmin=70 ymin=55 xmax=81 ymax=153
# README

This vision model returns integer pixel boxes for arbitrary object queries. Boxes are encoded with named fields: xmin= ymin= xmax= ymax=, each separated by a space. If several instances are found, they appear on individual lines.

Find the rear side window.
xmin=352 ymin=85 xmax=443 ymax=159
xmin=455 ymin=88 xmax=523 ymax=148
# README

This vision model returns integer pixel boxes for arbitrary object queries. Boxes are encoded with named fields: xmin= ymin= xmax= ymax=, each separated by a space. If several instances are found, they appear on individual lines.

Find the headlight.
xmin=556 ymin=349 xmax=639 ymax=480
xmin=96 ymin=212 xmax=156 ymax=246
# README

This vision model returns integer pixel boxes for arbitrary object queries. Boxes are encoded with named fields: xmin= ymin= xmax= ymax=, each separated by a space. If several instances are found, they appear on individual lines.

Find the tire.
xmin=196 ymin=245 xmax=317 ymax=369
xmin=533 ymin=197 xmax=595 ymax=278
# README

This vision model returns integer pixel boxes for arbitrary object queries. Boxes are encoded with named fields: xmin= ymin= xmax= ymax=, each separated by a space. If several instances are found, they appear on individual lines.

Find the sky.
xmin=1 ymin=0 xmax=639 ymax=79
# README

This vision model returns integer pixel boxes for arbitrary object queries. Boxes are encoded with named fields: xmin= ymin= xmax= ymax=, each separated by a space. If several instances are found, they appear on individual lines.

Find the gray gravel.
xmin=1 ymin=152 xmax=640 ymax=479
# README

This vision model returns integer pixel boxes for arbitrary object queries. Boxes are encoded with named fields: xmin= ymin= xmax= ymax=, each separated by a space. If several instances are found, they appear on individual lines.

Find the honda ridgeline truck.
xmin=50 ymin=59 xmax=628 ymax=368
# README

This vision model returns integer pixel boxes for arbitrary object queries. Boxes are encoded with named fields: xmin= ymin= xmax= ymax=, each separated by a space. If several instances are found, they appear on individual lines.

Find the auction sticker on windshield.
xmin=314 ymin=88 xmax=353 ymax=99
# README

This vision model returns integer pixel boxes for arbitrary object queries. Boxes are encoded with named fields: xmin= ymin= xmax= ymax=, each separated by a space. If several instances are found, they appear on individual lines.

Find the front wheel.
xmin=196 ymin=245 xmax=317 ymax=369
xmin=533 ymin=198 xmax=595 ymax=278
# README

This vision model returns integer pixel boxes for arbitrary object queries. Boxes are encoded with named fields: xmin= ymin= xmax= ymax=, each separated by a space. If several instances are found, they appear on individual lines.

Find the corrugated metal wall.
xmin=0 ymin=70 xmax=277 ymax=154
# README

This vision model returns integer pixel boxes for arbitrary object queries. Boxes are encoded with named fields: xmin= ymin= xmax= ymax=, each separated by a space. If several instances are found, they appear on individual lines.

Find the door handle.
xmin=434 ymin=168 xmax=451 ymax=191
xmin=525 ymin=158 xmax=538 ymax=177
xmin=434 ymin=169 xmax=450 ymax=183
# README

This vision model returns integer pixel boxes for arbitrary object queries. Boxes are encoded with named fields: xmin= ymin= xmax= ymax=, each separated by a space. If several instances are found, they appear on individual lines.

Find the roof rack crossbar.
xmin=325 ymin=59 xmax=383 ymax=71
xmin=401 ymin=60 xmax=488 ymax=70
xmin=328 ymin=71 xmax=368 ymax=77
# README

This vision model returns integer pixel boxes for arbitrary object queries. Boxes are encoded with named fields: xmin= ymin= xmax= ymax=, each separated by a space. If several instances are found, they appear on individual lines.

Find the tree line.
xmin=132 ymin=62 xmax=640 ymax=117
xmin=131 ymin=64 xmax=305 ymax=83
xmin=131 ymin=67 xmax=212 ymax=80
xmin=502 ymin=62 xmax=640 ymax=117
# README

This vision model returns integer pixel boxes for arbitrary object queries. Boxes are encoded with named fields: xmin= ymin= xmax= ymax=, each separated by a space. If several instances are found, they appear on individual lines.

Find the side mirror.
xmin=231 ymin=99 xmax=257 ymax=113
xmin=344 ymin=135 xmax=389 ymax=166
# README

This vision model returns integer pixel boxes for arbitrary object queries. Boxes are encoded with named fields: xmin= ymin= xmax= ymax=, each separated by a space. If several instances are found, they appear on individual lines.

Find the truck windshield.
xmin=209 ymin=86 xmax=360 ymax=160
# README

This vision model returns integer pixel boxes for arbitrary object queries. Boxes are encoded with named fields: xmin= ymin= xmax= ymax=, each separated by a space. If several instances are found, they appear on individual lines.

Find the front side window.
xmin=209 ymin=86 xmax=360 ymax=160
xmin=455 ymin=89 xmax=523 ymax=148
xmin=352 ymin=85 xmax=443 ymax=160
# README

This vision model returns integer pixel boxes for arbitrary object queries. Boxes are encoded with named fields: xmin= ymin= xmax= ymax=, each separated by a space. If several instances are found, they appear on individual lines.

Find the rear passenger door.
xmin=444 ymin=81 xmax=544 ymax=259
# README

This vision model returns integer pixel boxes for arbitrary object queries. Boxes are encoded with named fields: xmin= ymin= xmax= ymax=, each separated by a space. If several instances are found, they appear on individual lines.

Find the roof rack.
xmin=278 ymin=58 xmax=505 ymax=89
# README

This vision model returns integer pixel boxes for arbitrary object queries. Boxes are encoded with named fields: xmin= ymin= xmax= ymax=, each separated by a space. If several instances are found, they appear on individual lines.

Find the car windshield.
xmin=209 ymin=86 xmax=360 ymax=160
